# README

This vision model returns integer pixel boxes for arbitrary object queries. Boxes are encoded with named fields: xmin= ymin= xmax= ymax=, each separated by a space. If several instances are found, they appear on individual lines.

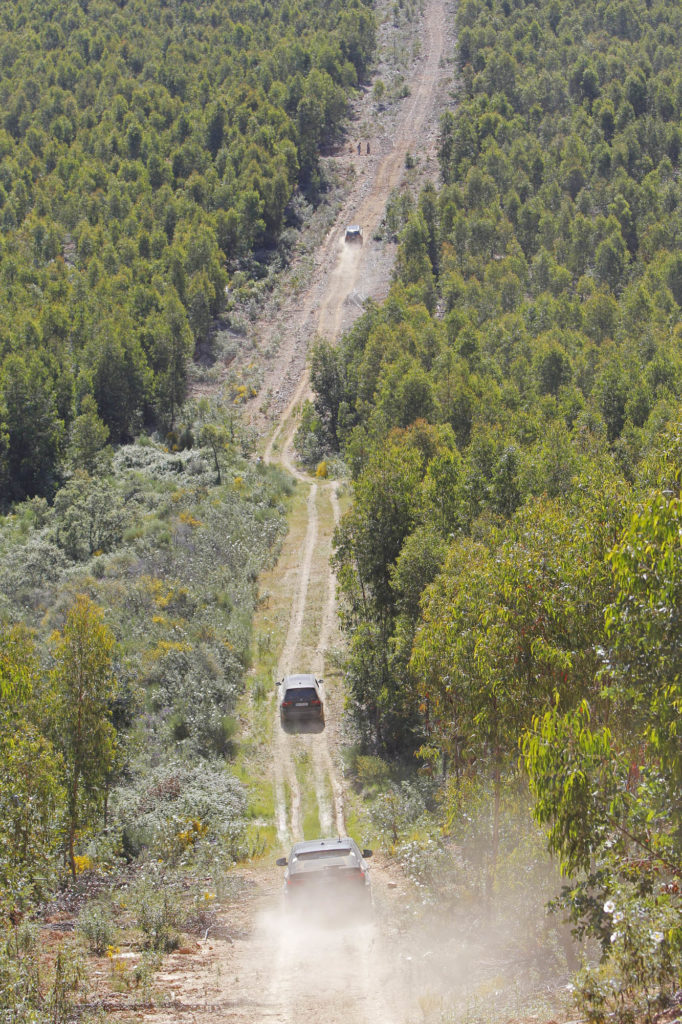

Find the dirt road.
xmin=140 ymin=2 xmax=455 ymax=1020
xmin=256 ymin=0 xmax=450 ymax=450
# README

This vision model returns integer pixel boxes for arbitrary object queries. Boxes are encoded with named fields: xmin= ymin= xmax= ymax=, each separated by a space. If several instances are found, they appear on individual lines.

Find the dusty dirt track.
xmin=258 ymin=0 xmax=449 ymax=452
xmin=138 ymin=2 xmax=455 ymax=1021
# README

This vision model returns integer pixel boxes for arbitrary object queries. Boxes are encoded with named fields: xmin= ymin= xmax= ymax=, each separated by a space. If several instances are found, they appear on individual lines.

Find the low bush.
xmin=112 ymin=760 xmax=247 ymax=865
xmin=77 ymin=903 xmax=116 ymax=956
xmin=132 ymin=873 xmax=182 ymax=953
xmin=0 ymin=921 xmax=85 ymax=1023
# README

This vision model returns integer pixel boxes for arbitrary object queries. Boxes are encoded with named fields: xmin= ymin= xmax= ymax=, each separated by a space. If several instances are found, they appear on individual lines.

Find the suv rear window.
xmin=292 ymin=849 xmax=358 ymax=873
xmin=296 ymin=849 xmax=352 ymax=862
xmin=284 ymin=687 xmax=317 ymax=701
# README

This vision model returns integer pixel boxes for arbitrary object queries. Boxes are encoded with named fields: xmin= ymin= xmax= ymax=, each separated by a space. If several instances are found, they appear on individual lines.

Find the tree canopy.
xmin=303 ymin=0 xmax=682 ymax=1010
xmin=0 ymin=0 xmax=375 ymax=503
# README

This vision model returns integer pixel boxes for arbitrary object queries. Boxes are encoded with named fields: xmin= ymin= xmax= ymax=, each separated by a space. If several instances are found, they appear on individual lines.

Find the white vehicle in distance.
xmin=344 ymin=224 xmax=363 ymax=244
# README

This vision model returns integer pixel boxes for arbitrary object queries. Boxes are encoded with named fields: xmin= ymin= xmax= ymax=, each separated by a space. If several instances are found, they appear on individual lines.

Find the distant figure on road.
xmin=367 ymin=141 xmax=370 ymax=155
xmin=357 ymin=141 xmax=361 ymax=154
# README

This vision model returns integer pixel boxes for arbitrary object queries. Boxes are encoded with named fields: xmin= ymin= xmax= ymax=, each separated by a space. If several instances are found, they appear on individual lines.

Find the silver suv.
xmin=277 ymin=673 xmax=324 ymax=724
xmin=276 ymin=837 xmax=373 ymax=916
xmin=344 ymin=224 xmax=363 ymax=244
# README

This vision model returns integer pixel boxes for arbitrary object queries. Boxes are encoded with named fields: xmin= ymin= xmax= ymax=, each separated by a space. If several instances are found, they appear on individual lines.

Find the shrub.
xmin=572 ymin=882 xmax=682 ymax=1024
xmin=0 ymin=923 xmax=85 ymax=1023
xmin=132 ymin=875 xmax=181 ymax=952
xmin=112 ymin=760 xmax=247 ymax=864
xmin=371 ymin=780 xmax=430 ymax=846
xmin=0 ymin=920 xmax=41 ymax=1021
xmin=77 ymin=904 xmax=116 ymax=956
xmin=354 ymin=754 xmax=391 ymax=792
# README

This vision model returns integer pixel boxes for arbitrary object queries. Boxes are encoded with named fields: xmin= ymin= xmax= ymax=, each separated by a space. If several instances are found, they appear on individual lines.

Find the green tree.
xmin=1 ymin=353 xmax=64 ymax=501
xmin=0 ymin=625 xmax=65 ymax=909
xmin=310 ymin=340 xmax=344 ymax=451
xmin=606 ymin=491 xmax=682 ymax=825
xmin=49 ymin=595 xmax=118 ymax=879
xmin=53 ymin=473 xmax=128 ymax=561
xmin=87 ymin=326 xmax=150 ymax=442
xmin=0 ymin=724 xmax=65 ymax=909
xmin=150 ymin=290 xmax=194 ymax=429
xmin=67 ymin=394 xmax=109 ymax=472
xmin=0 ymin=623 xmax=35 ymax=703
xmin=522 ymin=489 xmax=682 ymax=1013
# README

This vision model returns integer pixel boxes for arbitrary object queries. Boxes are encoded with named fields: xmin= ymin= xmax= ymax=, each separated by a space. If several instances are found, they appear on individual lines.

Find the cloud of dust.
xmin=335 ymin=235 xmax=362 ymax=287
xmin=366 ymin=804 xmax=578 ymax=1024
xmin=317 ymin=236 xmax=365 ymax=337
xmin=254 ymin=831 xmax=573 ymax=1024
xmin=256 ymin=824 xmax=574 ymax=1024
xmin=255 ymin=892 xmax=393 ymax=1024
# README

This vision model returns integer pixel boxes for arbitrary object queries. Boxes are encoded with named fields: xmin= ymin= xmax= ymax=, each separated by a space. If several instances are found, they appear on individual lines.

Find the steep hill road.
xmin=138 ymin=1 xmax=455 ymax=1021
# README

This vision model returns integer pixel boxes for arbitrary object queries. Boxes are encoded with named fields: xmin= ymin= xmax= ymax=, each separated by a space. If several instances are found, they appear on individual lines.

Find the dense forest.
xmin=301 ymin=0 xmax=682 ymax=1015
xmin=0 ymin=0 xmax=374 ymax=504
xmin=0 ymin=0 xmax=379 ymax=1015
xmin=1 ymin=0 xmax=681 ymax=1015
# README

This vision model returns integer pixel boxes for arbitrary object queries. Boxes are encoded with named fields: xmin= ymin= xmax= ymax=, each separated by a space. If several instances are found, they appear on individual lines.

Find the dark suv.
xmin=276 ymin=837 xmax=373 ymax=916
xmin=277 ymin=674 xmax=324 ymax=724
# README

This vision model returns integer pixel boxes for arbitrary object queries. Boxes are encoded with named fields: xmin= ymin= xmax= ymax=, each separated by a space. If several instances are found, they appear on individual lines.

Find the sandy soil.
xmin=133 ymin=2 xmax=459 ymax=1022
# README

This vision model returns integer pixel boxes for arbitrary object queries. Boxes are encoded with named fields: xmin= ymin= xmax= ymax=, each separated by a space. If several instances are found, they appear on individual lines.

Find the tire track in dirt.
xmin=310 ymin=481 xmax=345 ymax=836
xmin=268 ymin=0 xmax=448 ymax=847
xmin=257 ymin=0 xmax=448 ymax=449
xmin=272 ymin=479 xmax=319 ymax=843
xmin=251 ymin=5 xmax=451 ymax=1022
xmin=268 ymin=436 xmax=343 ymax=841
xmin=316 ymin=0 xmax=446 ymax=340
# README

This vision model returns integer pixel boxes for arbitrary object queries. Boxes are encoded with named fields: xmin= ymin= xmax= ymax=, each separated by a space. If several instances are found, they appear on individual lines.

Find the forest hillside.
xmin=0 ymin=0 xmax=374 ymax=503
xmin=0 ymin=0 xmax=681 ymax=1020
xmin=0 ymin=0 xmax=377 ymax=1018
xmin=301 ymin=0 xmax=682 ymax=1016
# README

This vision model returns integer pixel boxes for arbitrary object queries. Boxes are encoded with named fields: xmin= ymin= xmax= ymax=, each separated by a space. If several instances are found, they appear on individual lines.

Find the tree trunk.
xmin=486 ymin=746 xmax=502 ymax=904
xmin=69 ymin=769 xmax=79 ymax=880
xmin=210 ymin=439 xmax=221 ymax=484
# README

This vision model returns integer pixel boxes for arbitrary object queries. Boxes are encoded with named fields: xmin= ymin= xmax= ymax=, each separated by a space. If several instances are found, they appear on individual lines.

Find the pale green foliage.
xmin=371 ymin=779 xmax=431 ymax=846
xmin=133 ymin=878 xmax=181 ymax=952
xmin=50 ymin=595 xmax=118 ymax=878
xmin=574 ymin=883 xmax=681 ymax=1024
xmin=53 ymin=473 xmax=128 ymax=560
xmin=111 ymin=760 xmax=247 ymax=864
xmin=77 ymin=904 xmax=115 ymax=956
